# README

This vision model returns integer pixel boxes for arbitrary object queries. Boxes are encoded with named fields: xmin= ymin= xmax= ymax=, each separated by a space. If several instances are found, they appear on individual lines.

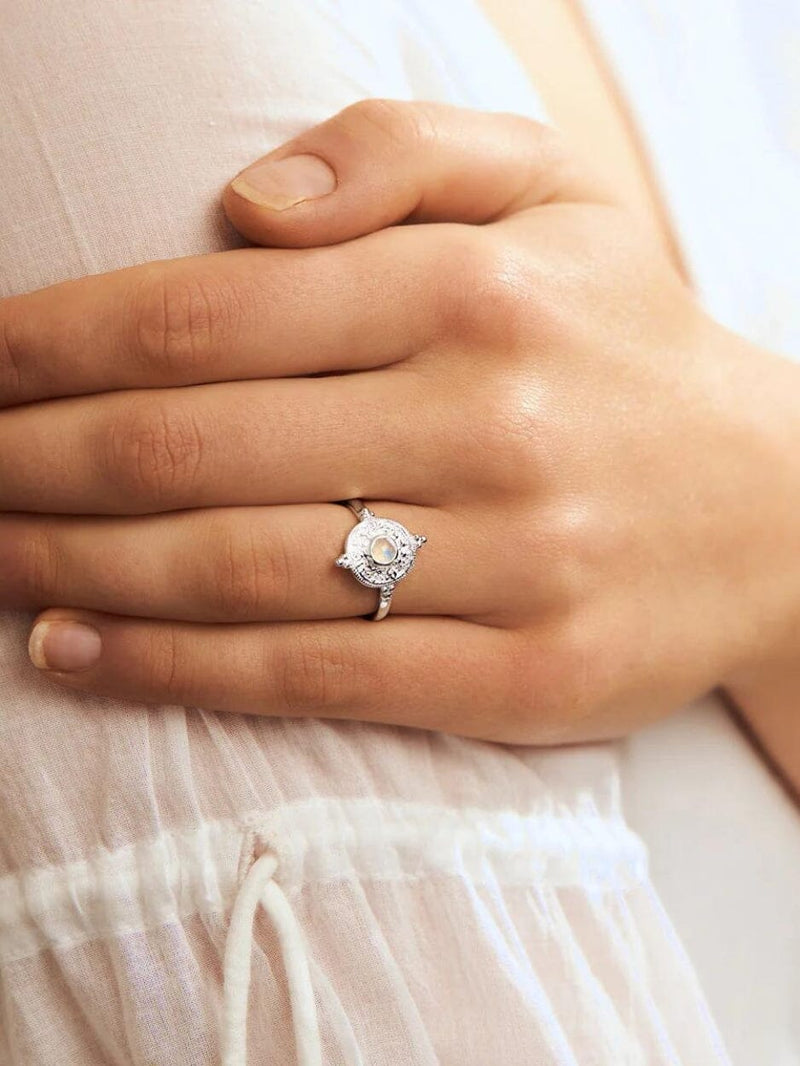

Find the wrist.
xmin=724 ymin=660 xmax=800 ymax=800
xmin=721 ymin=341 xmax=800 ymax=690
xmin=715 ymin=341 xmax=800 ymax=794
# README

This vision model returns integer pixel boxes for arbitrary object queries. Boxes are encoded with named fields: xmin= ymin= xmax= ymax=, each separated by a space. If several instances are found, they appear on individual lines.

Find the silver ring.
xmin=336 ymin=499 xmax=427 ymax=620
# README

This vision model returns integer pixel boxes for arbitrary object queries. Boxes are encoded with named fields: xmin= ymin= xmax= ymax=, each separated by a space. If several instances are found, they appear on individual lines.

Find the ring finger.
xmin=0 ymin=370 xmax=457 ymax=515
xmin=2 ymin=503 xmax=506 ymax=621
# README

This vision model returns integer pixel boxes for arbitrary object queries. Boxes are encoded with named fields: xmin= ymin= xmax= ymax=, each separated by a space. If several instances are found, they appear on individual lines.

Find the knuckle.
xmin=8 ymin=523 xmax=59 ymax=604
xmin=471 ymin=636 xmax=552 ymax=745
xmin=549 ymin=630 xmax=604 ymax=734
xmin=531 ymin=503 xmax=599 ymax=611
xmin=0 ymin=305 xmax=25 ymax=398
xmin=338 ymin=98 xmax=438 ymax=154
xmin=127 ymin=263 xmax=240 ymax=378
xmin=206 ymin=523 xmax=261 ymax=618
xmin=104 ymin=398 xmax=204 ymax=508
xmin=436 ymin=227 xmax=538 ymax=346
xmin=527 ymin=121 xmax=569 ymax=178
xmin=144 ymin=624 xmax=185 ymax=699
xmin=205 ymin=521 xmax=291 ymax=619
xmin=508 ymin=119 xmax=574 ymax=207
xmin=276 ymin=629 xmax=356 ymax=714
xmin=459 ymin=372 xmax=550 ymax=495
xmin=522 ymin=619 xmax=605 ymax=743
xmin=259 ymin=529 xmax=296 ymax=616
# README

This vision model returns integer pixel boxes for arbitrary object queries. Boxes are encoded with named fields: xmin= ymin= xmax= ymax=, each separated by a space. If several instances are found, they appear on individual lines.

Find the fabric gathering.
xmin=0 ymin=1 xmax=799 ymax=1065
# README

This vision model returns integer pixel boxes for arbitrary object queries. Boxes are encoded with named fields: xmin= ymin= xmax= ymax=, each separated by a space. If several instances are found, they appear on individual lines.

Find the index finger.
xmin=0 ymin=226 xmax=449 ymax=408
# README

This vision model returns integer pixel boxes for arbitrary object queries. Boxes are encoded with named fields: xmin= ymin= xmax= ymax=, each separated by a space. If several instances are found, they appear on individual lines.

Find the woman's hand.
xmin=4 ymin=101 xmax=799 ymax=743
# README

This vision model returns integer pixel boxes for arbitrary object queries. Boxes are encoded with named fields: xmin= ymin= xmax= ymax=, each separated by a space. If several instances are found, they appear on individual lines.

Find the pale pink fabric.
xmin=0 ymin=1 xmax=786 ymax=1063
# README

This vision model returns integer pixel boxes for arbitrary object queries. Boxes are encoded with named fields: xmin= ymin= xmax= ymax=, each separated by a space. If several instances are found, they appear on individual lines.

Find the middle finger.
xmin=0 ymin=371 xmax=455 ymax=514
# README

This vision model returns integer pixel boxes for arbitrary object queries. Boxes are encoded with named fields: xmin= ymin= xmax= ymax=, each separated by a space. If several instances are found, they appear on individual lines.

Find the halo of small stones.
xmin=343 ymin=517 xmax=418 ymax=589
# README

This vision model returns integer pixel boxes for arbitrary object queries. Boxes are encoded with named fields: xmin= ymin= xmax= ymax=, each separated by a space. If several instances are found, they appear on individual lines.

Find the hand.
xmin=3 ymin=101 xmax=799 ymax=743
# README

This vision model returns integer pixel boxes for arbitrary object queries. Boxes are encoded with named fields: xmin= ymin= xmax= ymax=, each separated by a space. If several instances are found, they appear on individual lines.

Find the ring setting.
xmin=336 ymin=500 xmax=427 ymax=620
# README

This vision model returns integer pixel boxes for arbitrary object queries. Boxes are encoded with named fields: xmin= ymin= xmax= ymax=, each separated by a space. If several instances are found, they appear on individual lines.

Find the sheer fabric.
xmin=0 ymin=1 xmax=796 ymax=1063
xmin=0 ymin=612 xmax=727 ymax=1063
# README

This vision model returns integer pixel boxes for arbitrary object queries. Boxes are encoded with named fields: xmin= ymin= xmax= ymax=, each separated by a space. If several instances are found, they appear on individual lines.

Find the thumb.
xmin=222 ymin=98 xmax=613 ymax=249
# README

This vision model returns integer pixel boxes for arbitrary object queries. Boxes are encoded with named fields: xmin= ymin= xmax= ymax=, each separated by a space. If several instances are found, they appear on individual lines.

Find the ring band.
xmin=336 ymin=499 xmax=427 ymax=620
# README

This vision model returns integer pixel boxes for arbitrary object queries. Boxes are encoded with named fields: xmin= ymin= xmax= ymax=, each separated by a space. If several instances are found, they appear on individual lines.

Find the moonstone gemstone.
xmin=369 ymin=535 xmax=398 ymax=565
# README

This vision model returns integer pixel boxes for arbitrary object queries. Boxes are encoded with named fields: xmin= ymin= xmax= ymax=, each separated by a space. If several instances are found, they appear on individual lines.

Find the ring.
xmin=336 ymin=499 xmax=427 ymax=620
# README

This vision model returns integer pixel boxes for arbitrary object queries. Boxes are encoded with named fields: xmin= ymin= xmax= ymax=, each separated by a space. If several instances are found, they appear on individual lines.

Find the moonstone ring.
xmin=336 ymin=499 xmax=427 ymax=620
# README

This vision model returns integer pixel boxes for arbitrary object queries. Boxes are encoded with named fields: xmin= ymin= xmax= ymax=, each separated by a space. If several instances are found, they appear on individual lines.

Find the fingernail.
xmin=230 ymin=154 xmax=337 ymax=210
xmin=29 ymin=620 xmax=102 ymax=673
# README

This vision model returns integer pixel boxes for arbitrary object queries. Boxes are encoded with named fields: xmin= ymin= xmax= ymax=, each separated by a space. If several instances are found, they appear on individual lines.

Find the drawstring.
xmin=222 ymin=850 xmax=322 ymax=1066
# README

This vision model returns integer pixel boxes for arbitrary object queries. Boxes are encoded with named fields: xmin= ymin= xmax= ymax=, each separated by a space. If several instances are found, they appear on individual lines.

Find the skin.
xmin=2 ymin=101 xmax=799 ymax=755
xmin=481 ymin=0 xmax=800 ymax=791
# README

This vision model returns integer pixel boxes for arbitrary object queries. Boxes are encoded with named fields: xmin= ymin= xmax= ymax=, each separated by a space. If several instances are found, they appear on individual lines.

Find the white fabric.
xmin=0 ymin=1 xmax=797 ymax=1065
